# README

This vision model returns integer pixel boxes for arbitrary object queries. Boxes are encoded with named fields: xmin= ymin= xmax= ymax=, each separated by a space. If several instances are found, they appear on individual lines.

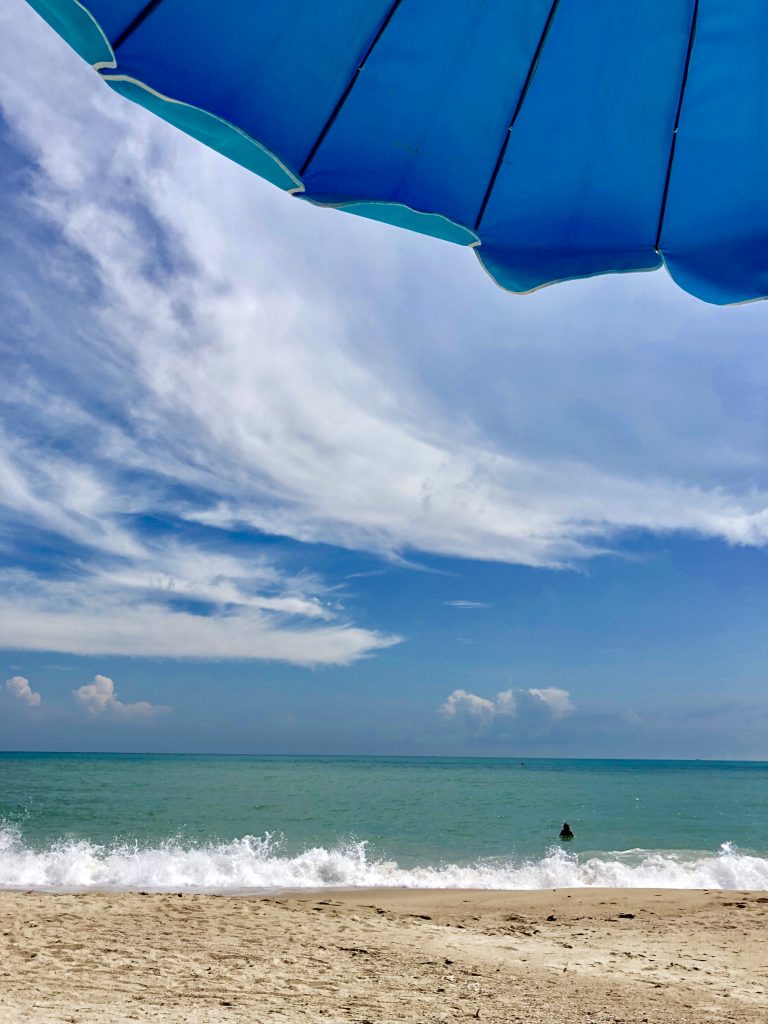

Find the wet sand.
xmin=1 ymin=887 xmax=766 ymax=1022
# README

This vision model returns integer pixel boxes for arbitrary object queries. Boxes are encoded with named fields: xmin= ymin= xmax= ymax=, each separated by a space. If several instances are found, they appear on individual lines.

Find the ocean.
xmin=1 ymin=752 xmax=766 ymax=892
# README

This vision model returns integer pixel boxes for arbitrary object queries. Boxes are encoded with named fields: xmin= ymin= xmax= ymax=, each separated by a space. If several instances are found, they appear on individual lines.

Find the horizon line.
xmin=1 ymin=749 xmax=766 ymax=764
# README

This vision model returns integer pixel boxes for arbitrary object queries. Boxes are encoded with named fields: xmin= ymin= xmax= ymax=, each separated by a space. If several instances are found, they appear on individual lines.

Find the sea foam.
xmin=0 ymin=826 xmax=765 ymax=892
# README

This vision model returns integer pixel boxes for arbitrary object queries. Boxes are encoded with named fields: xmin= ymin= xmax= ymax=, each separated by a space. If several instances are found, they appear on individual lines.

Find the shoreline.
xmin=1 ymin=887 xmax=766 ymax=1022
xmin=0 ymin=882 xmax=766 ymax=896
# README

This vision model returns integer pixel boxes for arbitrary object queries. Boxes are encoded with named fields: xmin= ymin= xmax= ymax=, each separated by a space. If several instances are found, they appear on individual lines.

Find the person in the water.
xmin=559 ymin=822 xmax=574 ymax=841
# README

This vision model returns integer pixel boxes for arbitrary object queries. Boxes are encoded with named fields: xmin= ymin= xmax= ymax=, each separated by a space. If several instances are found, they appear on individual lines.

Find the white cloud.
xmin=444 ymin=600 xmax=491 ymax=609
xmin=494 ymin=689 xmax=518 ymax=716
xmin=0 ymin=569 xmax=397 ymax=665
xmin=440 ymin=689 xmax=498 ymax=721
xmin=528 ymin=687 xmax=575 ymax=719
xmin=4 ymin=675 xmax=41 ymax=707
xmin=440 ymin=686 xmax=574 ymax=726
xmin=73 ymin=674 xmax=168 ymax=719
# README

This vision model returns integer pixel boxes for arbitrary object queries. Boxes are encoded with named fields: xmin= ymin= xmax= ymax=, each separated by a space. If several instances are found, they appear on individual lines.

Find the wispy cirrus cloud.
xmin=0 ymin=574 xmax=397 ymax=664
xmin=443 ymin=600 xmax=491 ymax=609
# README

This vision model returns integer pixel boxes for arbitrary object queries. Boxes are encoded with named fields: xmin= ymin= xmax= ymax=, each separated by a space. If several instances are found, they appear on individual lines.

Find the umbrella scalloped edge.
xmin=25 ymin=0 xmax=114 ymax=67
xmin=104 ymin=77 xmax=302 ymax=192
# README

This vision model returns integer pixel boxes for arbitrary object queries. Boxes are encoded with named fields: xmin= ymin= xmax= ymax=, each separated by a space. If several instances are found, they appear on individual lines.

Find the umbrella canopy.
xmin=24 ymin=0 xmax=768 ymax=304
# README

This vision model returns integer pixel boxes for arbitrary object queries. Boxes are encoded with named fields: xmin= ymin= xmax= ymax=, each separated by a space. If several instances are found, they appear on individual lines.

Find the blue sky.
xmin=1 ymin=1 xmax=766 ymax=759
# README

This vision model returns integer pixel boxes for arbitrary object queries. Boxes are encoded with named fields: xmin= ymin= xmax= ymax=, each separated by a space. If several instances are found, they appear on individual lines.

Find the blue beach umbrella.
xmin=23 ymin=0 xmax=768 ymax=304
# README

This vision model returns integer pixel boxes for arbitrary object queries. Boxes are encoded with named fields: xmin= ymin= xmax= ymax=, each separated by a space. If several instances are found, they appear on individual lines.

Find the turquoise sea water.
xmin=1 ymin=753 xmax=766 ymax=891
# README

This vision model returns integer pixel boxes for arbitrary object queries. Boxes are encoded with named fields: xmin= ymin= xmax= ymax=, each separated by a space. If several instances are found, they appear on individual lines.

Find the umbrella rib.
xmin=112 ymin=0 xmax=166 ymax=51
xmin=654 ymin=0 xmax=699 ymax=253
xmin=473 ymin=0 xmax=561 ymax=233
xmin=299 ymin=0 xmax=404 ymax=178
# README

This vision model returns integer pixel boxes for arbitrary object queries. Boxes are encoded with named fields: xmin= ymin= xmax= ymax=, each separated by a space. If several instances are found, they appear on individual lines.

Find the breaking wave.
xmin=0 ymin=827 xmax=765 ymax=892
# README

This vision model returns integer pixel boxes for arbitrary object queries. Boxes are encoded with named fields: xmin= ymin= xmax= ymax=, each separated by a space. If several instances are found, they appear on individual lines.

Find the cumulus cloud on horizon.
xmin=4 ymin=674 xmax=41 ymax=707
xmin=73 ymin=674 xmax=169 ymax=719
xmin=528 ymin=686 xmax=575 ymax=719
xmin=440 ymin=686 xmax=575 ymax=726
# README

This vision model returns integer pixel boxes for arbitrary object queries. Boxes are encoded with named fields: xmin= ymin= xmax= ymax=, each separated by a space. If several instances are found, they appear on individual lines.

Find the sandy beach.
xmin=0 ymin=887 xmax=765 ymax=1023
